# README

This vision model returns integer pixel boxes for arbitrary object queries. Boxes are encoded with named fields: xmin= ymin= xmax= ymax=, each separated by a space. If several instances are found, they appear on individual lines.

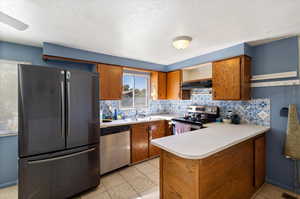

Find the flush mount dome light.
xmin=172 ymin=36 xmax=192 ymax=50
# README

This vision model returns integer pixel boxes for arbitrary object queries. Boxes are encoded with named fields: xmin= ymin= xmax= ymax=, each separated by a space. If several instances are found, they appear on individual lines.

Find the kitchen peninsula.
xmin=151 ymin=123 xmax=270 ymax=199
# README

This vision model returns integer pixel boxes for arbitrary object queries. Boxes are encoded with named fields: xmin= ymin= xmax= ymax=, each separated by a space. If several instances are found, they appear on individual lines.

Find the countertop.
xmin=151 ymin=123 xmax=270 ymax=160
xmin=100 ymin=114 xmax=180 ymax=128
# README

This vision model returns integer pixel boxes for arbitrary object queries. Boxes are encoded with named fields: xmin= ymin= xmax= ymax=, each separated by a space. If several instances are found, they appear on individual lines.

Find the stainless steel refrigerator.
xmin=18 ymin=65 xmax=100 ymax=199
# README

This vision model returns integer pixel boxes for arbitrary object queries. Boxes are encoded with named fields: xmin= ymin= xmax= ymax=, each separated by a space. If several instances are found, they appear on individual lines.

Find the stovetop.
xmin=172 ymin=115 xmax=217 ymax=125
xmin=172 ymin=105 xmax=219 ymax=126
xmin=171 ymin=117 xmax=204 ymax=125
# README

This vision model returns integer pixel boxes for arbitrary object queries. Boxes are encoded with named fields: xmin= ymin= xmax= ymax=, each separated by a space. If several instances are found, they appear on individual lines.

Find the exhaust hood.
xmin=182 ymin=79 xmax=212 ymax=90
xmin=181 ymin=62 xmax=212 ymax=89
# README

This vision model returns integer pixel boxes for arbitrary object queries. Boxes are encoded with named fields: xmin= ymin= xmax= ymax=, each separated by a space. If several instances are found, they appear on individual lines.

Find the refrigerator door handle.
xmin=66 ymin=71 xmax=71 ymax=137
xmin=27 ymin=147 xmax=96 ymax=164
xmin=60 ymin=71 xmax=65 ymax=138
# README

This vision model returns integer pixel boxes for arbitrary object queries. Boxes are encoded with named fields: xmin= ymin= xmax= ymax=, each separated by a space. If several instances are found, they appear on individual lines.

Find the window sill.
xmin=0 ymin=130 xmax=18 ymax=137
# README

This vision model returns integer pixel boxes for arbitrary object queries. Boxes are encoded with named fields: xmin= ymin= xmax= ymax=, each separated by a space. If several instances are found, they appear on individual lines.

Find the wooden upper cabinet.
xmin=167 ymin=70 xmax=181 ymax=100
xmin=166 ymin=70 xmax=190 ymax=100
xmin=131 ymin=123 xmax=149 ymax=163
xmin=212 ymin=55 xmax=251 ymax=100
xmin=97 ymin=64 xmax=123 ymax=100
xmin=151 ymin=71 xmax=167 ymax=100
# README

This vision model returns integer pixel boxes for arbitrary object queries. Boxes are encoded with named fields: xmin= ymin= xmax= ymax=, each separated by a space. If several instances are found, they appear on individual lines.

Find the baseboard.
xmin=0 ymin=180 xmax=18 ymax=189
xmin=266 ymin=177 xmax=300 ymax=194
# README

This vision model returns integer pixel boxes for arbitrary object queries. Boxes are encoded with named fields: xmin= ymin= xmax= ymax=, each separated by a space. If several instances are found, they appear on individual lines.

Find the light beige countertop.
xmin=151 ymin=123 xmax=270 ymax=160
xmin=100 ymin=114 xmax=180 ymax=128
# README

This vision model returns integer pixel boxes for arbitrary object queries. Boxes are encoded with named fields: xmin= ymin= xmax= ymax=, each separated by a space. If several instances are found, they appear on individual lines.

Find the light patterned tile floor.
xmin=1 ymin=157 xmax=300 ymax=199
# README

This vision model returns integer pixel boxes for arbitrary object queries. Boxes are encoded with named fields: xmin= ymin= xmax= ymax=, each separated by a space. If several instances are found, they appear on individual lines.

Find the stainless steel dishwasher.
xmin=100 ymin=125 xmax=131 ymax=175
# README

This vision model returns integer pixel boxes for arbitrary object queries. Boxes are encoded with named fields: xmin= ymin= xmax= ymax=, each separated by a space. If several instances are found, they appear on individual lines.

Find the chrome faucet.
xmin=134 ymin=109 xmax=146 ymax=120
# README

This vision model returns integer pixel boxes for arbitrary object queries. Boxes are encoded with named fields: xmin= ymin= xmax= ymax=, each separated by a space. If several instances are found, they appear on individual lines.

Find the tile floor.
xmin=0 ymin=157 xmax=299 ymax=199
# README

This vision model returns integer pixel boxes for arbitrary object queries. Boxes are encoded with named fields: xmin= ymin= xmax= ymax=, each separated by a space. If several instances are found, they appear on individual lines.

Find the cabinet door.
xmin=131 ymin=123 xmax=149 ymax=163
xmin=97 ymin=64 xmax=123 ymax=100
xmin=151 ymin=72 xmax=167 ymax=100
xmin=149 ymin=121 xmax=165 ymax=157
xmin=212 ymin=57 xmax=241 ymax=100
xmin=167 ymin=70 xmax=182 ymax=100
xmin=158 ymin=72 xmax=167 ymax=99
xmin=254 ymin=135 xmax=266 ymax=189
xmin=241 ymin=55 xmax=251 ymax=100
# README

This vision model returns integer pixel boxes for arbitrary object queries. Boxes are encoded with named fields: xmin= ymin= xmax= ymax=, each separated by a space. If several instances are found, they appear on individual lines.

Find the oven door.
xmin=190 ymin=124 xmax=202 ymax=131
xmin=171 ymin=120 xmax=202 ymax=135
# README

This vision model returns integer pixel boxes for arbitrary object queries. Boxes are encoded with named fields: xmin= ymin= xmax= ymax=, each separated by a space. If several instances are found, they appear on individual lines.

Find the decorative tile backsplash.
xmin=100 ymin=89 xmax=270 ymax=126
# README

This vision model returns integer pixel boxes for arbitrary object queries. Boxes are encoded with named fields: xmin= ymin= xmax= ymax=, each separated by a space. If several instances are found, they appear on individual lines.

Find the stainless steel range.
xmin=171 ymin=105 xmax=219 ymax=134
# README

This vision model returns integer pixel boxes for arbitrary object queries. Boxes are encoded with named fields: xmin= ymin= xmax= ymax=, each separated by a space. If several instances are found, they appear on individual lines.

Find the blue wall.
xmin=253 ymin=86 xmax=300 ymax=192
xmin=43 ymin=42 xmax=252 ymax=72
xmin=250 ymin=36 xmax=300 ymax=193
xmin=251 ymin=37 xmax=299 ymax=75
xmin=43 ymin=42 xmax=167 ymax=71
xmin=0 ymin=41 xmax=95 ymax=71
xmin=166 ymin=43 xmax=248 ymax=71
xmin=0 ymin=136 xmax=18 ymax=188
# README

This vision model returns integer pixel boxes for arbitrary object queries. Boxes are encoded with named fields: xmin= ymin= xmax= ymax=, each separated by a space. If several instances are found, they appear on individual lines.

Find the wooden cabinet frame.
xmin=151 ymin=71 xmax=167 ymax=100
xmin=212 ymin=55 xmax=251 ymax=100
xmin=166 ymin=70 xmax=190 ymax=100
xmin=97 ymin=64 xmax=123 ymax=100
xmin=131 ymin=120 xmax=167 ymax=164
xmin=159 ymin=134 xmax=266 ymax=199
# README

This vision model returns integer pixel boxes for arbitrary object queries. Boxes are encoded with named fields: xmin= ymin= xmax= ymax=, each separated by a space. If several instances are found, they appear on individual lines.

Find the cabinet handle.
xmin=149 ymin=129 xmax=153 ymax=140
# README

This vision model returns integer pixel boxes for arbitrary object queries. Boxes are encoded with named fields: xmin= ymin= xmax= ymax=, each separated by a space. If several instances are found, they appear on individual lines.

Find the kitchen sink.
xmin=127 ymin=116 xmax=154 ymax=122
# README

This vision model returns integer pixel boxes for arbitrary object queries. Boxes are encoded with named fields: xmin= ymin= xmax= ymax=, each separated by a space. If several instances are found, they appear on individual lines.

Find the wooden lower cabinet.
xmin=131 ymin=123 xmax=149 ymax=163
xmin=149 ymin=121 xmax=166 ymax=157
xmin=254 ymin=135 xmax=266 ymax=189
xmin=160 ymin=134 xmax=266 ymax=199
xmin=131 ymin=120 xmax=167 ymax=163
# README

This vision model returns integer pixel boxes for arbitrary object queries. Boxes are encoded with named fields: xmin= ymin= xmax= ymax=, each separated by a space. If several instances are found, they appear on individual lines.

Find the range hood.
xmin=182 ymin=79 xmax=212 ymax=90
xmin=181 ymin=62 xmax=212 ymax=89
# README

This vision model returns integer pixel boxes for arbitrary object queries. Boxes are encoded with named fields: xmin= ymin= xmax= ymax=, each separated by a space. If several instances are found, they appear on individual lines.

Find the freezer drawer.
xmin=19 ymin=145 xmax=100 ymax=199
xmin=100 ymin=127 xmax=131 ymax=175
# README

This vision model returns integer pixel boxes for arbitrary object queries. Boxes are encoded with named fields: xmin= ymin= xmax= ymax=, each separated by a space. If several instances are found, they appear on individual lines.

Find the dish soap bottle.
xmin=113 ymin=109 xmax=118 ymax=120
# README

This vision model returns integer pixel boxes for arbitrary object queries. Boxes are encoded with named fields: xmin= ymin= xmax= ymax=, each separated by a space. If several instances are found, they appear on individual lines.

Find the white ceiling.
xmin=1 ymin=0 xmax=300 ymax=65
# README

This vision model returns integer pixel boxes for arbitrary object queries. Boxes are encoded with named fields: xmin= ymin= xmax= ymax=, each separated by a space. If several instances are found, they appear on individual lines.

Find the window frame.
xmin=120 ymin=72 xmax=150 ymax=110
xmin=0 ymin=59 xmax=31 ymax=136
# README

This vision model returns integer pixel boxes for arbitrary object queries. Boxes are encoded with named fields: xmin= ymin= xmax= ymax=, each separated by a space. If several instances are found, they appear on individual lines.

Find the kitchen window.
xmin=0 ymin=60 xmax=29 ymax=135
xmin=120 ymin=72 xmax=149 ymax=109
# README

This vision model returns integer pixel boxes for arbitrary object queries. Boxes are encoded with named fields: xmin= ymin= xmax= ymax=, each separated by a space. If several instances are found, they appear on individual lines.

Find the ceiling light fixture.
xmin=0 ymin=11 xmax=28 ymax=31
xmin=172 ymin=36 xmax=192 ymax=50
